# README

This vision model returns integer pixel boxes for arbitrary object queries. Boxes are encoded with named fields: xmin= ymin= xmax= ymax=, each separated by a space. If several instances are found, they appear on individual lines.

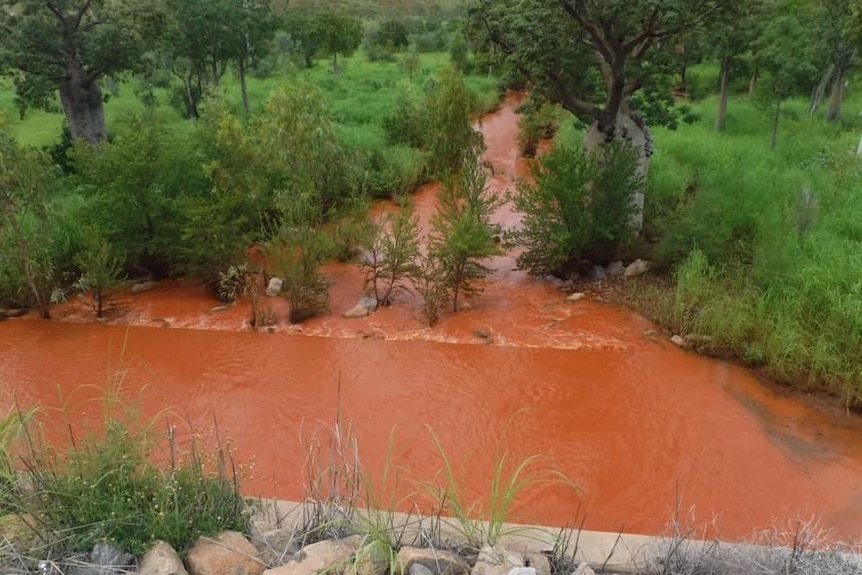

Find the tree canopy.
xmin=0 ymin=0 xmax=164 ymax=142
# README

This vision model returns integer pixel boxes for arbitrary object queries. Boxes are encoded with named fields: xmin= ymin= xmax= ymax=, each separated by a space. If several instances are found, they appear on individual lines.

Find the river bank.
xmin=2 ymin=95 xmax=862 ymax=542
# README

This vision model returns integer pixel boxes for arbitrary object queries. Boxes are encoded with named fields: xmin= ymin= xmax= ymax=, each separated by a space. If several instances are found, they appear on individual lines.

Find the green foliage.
xmin=0 ymin=125 xmax=57 ymax=315
xmin=0 ymin=0 xmax=164 ymax=139
xmin=283 ymin=8 xmax=363 ymax=72
xmin=448 ymin=32 xmax=469 ymax=71
xmin=361 ymin=204 xmax=421 ymax=305
xmin=383 ymin=81 xmax=429 ymax=147
xmin=12 ymin=414 xmax=247 ymax=556
xmin=426 ymin=148 xmax=501 ymax=314
xmin=513 ymin=137 xmax=640 ymax=277
xmin=73 ymin=111 xmax=207 ymax=278
xmin=160 ymin=0 xmax=276 ymax=117
xmin=426 ymin=65 xmax=479 ymax=176
xmin=517 ymin=99 xmax=561 ymax=157
xmin=73 ymin=227 xmax=123 ymax=318
xmin=643 ymin=93 xmax=862 ymax=405
xmin=471 ymin=0 xmax=734 ymax=131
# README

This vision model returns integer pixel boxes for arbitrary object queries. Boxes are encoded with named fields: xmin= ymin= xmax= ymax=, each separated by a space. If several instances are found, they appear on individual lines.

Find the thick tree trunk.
xmin=239 ymin=58 xmax=251 ymax=114
xmin=809 ymin=64 xmax=834 ymax=115
xmin=583 ymin=111 xmax=653 ymax=233
xmin=715 ymin=59 xmax=731 ymax=131
xmin=58 ymin=64 xmax=107 ymax=144
xmin=825 ymin=70 xmax=846 ymax=122
xmin=770 ymin=99 xmax=781 ymax=149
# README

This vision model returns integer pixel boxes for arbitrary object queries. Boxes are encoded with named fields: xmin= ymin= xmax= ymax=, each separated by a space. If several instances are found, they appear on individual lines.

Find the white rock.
xmin=670 ymin=334 xmax=686 ymax=347
xmin=357 ymin=297 xmax=378 ymax=312
xmin=138 ymin=540 xmax=188 ymax=575
xmin=472 ymin=545 xmax=523 ymax=575
xmin=606 ymin=261 xmax=625 ymax=276
xmin=266 ymin=278 xmax=284 ymax=297
xmin=344 ymin=305 xmax=370 ymax=318
xmin=265 ymin=536 xmax=361 ymax=575
xmin=130 ymin=281 xmax=158 ymax=295
xmin=507 ymin=568 xmax=536 ymax=575
xmin=396 ymin=547 xmax=469 ymax=575
xmin=566 ymin=292 xmax=586 ymax=302
xmin=186 ymin=531 xmax=265 ymax=575
xmin=623 ymin=259 xmax=651 ymax=278
xmin=570 ymin=563 xmax=595 ymax=575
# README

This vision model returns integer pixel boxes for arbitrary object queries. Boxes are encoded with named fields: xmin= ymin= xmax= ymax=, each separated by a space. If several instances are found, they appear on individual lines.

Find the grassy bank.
xmin=622 ymin=84 xmax=862 ymax=406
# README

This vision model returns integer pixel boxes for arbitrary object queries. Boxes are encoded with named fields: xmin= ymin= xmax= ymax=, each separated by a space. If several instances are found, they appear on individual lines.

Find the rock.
xmin=684 ymin=334 xmax=713 ymax=346
xmin=358 ymin=329 xmax=386 ymax=340
xmin=396 ymin=546 xmax=470 ymax=575
xmin=349 ymin=539 xmax=390 ymax=575
xmin=357 ymin=297 xmax=378 ymax=312
xmin=1 ymin=308 xmax=26 ymax=318
xmin=623 ymin=259 xmax=650 ymax=278
xmin=266 ymin=278 xmax=284 ymax=297
xmin=251 ymin=528 xmax=301 ymax=567
xmin=408 ymin=565 xmax=434 ymax=575
xmin=507 ymin=569 xmax=535 ymax=575
xmin=138 ymin=540 xmax=188 ymax=575
xmin=587 ymin=265 xmax=607 ymax=281
xmin=606 ymin=261 xmax=625 ymax=277
xmin=670 ymin=334 xmax=686 ymax=347
xmin=264 ymin=536 xmax=361 ymax=575
xmin=209 ymin=305 xmax=230 ymax=313
xmin=472 ymin=545 xmax=523 ymax=575
xmin=555 ymin=279 xmax=574 ymax=291
xmin=0 ymin=513 xmax=43 ymax=554
xmin=522 ymin=552 xmax=550 ymax=575
xmin=474 ymin=330 xmax=492 ymax=340
xmin=65 ymin=541 xmax=135 ymax=575
xmin=130 ymin=281 xmax=158 ymax=295
xmin=566 ymin=292 xmax=586 ymax=302
xmin=570 ymin=563 xmax=595 ymax=575
xmin=186 ymin=531 xmax=265 ymax=575
xmin=344 ymin=305 xmax=370 ymax=319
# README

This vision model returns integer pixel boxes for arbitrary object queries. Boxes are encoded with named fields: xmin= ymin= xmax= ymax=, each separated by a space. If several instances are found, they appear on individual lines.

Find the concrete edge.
xmin=249 ymin=499 xmax=676 ymax=574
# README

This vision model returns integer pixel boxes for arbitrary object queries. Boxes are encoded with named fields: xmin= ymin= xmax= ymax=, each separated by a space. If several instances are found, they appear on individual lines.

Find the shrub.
xmin=3 ymin=400 xmax=247 ymax=556
xmin=426 ymin=65 xmax=480 ymax=176
xmin=360 ymin=203 xmax=421 ymax=306
xmin=513 ymin=140 xmax=641 ymax=277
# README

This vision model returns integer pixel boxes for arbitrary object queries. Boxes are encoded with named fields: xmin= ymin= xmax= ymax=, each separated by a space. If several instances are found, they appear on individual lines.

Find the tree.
xmin=74 ymin=228 xmax=122 ymax=319
xmin=316 ymin=11 xmax=364 ymax=74
xmin=0 ymin=126 xmax=56 ymax=318
xmin=707 ymin=1 xmax=767 ymax=130
xmin=426 ymin=65 xmax=480 ymax=176
xmin=812 ymin=0 xmax=858 ymax=121
xmin=161 ymin=0 xmax=274 ymax=117
xmin=513 ymin=141 xmax=642 ymax=277
xmin=360 ymin=204 xmax=421 ymax=307
xmin=0 ymin=0 xmax=164 ymax=142
xmin=427 ymin=148 xmax=501 ymax=313
xmin=755 ymin=15 xmax=819 ymax=148
xmin=471 ymin=0 xmax=734 ymax=231
xmin=283 ymin=8 xmax=363 ymax=73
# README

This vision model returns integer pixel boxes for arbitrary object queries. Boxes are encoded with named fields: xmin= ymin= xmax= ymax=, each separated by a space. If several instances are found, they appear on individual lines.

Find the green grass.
xmin=630 ymin=84 xmax=862 ymax=406
xmin=3 ymin=52 xmax=500 ymax=149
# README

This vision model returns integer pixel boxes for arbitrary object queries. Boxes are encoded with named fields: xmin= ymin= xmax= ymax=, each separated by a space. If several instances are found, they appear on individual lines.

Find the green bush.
xmin=6 ymin=409 xmax=247 ymax=556
xmin=513 ymin=138 xmax=641 ymax=277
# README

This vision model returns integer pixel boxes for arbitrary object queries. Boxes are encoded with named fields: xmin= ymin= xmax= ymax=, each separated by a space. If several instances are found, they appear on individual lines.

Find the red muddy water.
xmin=2 ymin=94 xmax=862 ymax=541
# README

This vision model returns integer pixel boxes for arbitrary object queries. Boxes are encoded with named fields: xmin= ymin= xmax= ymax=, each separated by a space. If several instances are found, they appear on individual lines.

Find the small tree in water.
xmin=361 ymin=202 xmax=421 ymax=307
xmin=423 ymin=147 xmax=502 ymax=320
xmin=74 ymin=227 xmax=123 ymax=319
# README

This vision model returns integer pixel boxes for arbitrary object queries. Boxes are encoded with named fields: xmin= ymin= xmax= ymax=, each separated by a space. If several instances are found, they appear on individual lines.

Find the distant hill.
xmin=277 ymin=0 xmax=467 ymax=18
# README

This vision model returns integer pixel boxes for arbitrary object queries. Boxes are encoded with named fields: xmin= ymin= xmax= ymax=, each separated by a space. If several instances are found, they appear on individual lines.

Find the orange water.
xmin=2 ymin=94 xmax=861 ymax=541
